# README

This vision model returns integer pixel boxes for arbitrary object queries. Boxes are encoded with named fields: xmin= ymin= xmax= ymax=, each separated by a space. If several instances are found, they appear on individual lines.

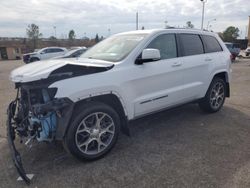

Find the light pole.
xmin=53 ymin=26 xmax=57 ymax=38
xmin=136 ymin=11 xmax=138 ymax=30
xmin=206 ymin=18 xmax=216 ymax=30
xmin=108 ymin=28 xmax=111 ymax=36
xmin=164 ymin=20 xmax=168 ymax=28
xmin=200 ymin=0 xmax=207 ymax=30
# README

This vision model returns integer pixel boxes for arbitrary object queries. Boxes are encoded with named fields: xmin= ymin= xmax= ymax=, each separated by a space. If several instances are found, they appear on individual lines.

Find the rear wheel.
xmin=199 ymin=77 xmax=226 ymax=113
xmin=64 ymin=101 xmax=120 ymax=160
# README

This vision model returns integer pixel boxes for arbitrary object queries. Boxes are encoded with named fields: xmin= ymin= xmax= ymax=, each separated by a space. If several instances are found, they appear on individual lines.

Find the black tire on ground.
xmin=64 ymin=101 xmax=120 ymax=161
xmin=199 ymin=77 xmax=226 ymax=113
xmin=29 ymin=57 xmax=40 ymax=62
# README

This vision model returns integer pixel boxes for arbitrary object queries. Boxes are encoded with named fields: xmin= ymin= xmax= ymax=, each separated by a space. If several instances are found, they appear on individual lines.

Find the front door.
xmin=130 ymin=33 xmax=186 ymax=117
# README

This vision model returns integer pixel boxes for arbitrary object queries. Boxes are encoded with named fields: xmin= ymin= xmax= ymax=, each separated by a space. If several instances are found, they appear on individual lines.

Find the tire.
xmin=199 ymin=77 xmax=226 ymax=113
xmin=64 ymin=101 xmax=120 ymax=161
xmin=29 ymin=57 xmax=39 ymax=62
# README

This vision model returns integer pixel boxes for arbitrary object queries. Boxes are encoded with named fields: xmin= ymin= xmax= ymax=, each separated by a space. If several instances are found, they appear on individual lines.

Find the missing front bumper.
xmin=7 ymin=102 xmax=31 ymax=185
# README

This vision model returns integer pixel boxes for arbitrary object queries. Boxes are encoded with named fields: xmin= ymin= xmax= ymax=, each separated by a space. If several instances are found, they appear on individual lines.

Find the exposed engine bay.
xmin=7 ymin=85 xmax=71 ymax=184
xmin=7 ymin=62 xmax=114 ymax=184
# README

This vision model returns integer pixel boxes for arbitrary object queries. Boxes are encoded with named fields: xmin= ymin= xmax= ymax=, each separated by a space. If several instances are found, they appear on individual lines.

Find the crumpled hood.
xmin=10 ymin=58 xmax=114 ymax=83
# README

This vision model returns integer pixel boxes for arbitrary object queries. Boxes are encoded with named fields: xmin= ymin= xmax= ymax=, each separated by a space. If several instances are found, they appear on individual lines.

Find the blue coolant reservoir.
xmin=29 ymin=89 xmax=57 ymax=142
xmin=37 ymin=112 xmax=57 ymax=142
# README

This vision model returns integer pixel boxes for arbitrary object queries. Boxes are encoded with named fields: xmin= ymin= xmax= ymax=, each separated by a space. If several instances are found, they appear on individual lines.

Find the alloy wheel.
xmin=75 ymin=112 xmax=115 ymax=155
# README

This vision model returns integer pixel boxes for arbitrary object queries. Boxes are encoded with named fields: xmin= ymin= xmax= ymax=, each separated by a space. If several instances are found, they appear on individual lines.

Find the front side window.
xmin=54 ymin=48 xmax=64 ymax=52
xmin=40 ymin=49 xmax=47 ymax=54
xmin=43 ymin=49 xmax=53 ymax=53
xmin=179 ymin=34 xmax=204 ymax=56
xmin=81 ymin=34 xmax=147 ymax=62
xmin=147 ymin=34 xmax=177 ymax=60
xmin=202 ymin=35 xmax=222 ymax=53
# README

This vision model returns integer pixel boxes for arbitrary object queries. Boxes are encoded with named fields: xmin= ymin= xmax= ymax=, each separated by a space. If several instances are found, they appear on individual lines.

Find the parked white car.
xmin=8 ymin=29 xmax=231 ymax=183
xmin=23 ymin=47 xmax=67 ymax=63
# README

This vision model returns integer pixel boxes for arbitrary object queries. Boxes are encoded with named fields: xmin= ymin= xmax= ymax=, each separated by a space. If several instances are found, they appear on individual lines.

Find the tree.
xmin=68 ymin=30 xmax=76 ymax=40
xmin=186 ymin=21 xmax=194 ymax=28
xmin=222 ymin=26 xmax=239 ymax=42
xmin=217 ymin=32 xmax=224 ymax=40
xmin=100 ymin=36 xmax=104 ymax=41
xmin=26 ymin=24 xmax=42 ymax=49
xmin=95 ymin=34 xmax=99 ymax=43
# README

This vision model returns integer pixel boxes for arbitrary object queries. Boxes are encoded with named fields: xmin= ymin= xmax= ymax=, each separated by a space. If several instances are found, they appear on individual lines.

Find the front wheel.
xmin=64 ymin=102 xmax=120 ymax=161
xmin=199 ymin=78 xmax=226 ymax=113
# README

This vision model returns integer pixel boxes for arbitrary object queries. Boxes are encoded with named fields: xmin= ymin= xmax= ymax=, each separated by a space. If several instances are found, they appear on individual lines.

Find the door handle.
xmin=171 ymin=62 xmax=182 ymax=67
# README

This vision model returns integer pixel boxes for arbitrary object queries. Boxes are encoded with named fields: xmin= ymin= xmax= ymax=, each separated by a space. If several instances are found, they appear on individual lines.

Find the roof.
xmin=116 ymin=28 xmax=216 ymax=36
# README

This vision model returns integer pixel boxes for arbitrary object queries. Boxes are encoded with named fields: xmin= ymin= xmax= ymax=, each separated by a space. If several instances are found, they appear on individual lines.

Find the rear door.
xmin=201 ymin=34 xmax=224 ymax=87
xmin=176 ymin=33 xmax=209 ymax=100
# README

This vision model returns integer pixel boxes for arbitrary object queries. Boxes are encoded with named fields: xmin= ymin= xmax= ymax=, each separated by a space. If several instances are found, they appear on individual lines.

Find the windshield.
xmin=81 ymin=34 xmax=147 ymax=62
xmin=64 ymin=49 xmax=80 ymax=56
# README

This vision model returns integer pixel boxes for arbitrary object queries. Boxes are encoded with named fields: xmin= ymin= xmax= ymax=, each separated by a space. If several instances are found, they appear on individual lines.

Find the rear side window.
xmin=178 ymin=34 xmax=204 ymax=56
xmin=202 ymin=35 xmax=222 ymax=53
xmin=147 ymin=34 xmax=177 ymax=59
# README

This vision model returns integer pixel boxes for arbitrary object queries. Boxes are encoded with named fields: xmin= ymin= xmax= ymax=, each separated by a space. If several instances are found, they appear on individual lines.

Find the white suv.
xmin=23 ymin=47 xmax=67 ymax=63
xmin=8 ymin=29 xmax=231 ymax=183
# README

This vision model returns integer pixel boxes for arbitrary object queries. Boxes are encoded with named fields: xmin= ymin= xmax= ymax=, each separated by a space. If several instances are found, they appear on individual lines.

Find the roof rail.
xmin=165 ymin=27 xmax=212 ymax=32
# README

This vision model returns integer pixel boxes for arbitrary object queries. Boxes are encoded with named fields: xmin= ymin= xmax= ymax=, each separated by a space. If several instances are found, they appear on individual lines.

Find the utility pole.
xmin=136 ymin=12 xmax=138 ymax=30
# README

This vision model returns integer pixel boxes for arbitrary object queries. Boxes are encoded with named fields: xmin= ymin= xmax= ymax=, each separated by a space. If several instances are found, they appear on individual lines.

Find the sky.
xmin=0 ymin=0 xmax=249 ymax=39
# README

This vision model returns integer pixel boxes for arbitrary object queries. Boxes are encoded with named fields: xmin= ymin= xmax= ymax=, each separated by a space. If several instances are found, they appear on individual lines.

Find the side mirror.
xmin=135 ymin=48 xmax=161 ymax=65
xmin=40 ymin=51 xmax=45 ymax=54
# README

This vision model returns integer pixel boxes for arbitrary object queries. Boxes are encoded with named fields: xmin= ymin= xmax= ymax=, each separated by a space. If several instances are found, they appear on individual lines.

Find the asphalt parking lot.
xmin=0 ymin=59 xmax=250 ymax=188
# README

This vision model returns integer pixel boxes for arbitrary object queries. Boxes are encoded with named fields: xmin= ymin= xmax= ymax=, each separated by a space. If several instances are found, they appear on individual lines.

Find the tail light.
xmin=230 ymin=54 xmax=234 ymax=62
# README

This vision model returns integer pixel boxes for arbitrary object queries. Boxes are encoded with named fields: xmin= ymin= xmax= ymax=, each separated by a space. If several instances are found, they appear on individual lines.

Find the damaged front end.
xmin=7 ymin=83 xmax=72 ymax=184
xmin=7 ymin=59 xmax=114 ymax=184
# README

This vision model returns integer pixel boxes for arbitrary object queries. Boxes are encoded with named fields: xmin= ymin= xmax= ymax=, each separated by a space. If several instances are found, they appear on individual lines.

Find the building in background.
xmin=0 ymin=38 xmax=24 ymax=60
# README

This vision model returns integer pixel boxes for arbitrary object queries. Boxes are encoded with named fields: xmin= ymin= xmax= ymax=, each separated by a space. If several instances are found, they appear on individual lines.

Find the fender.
xmin=55 ymin=91 xmax=130 ymax=140
xmin=210 ymin=69 xmax=230 ymax=83
xmin=206 ymin=69 xmax=230 ymax=97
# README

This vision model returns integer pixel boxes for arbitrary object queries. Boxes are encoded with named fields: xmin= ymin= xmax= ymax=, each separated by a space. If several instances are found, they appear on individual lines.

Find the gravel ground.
xmin=0 ymin=59 xmax=250 ymax=188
